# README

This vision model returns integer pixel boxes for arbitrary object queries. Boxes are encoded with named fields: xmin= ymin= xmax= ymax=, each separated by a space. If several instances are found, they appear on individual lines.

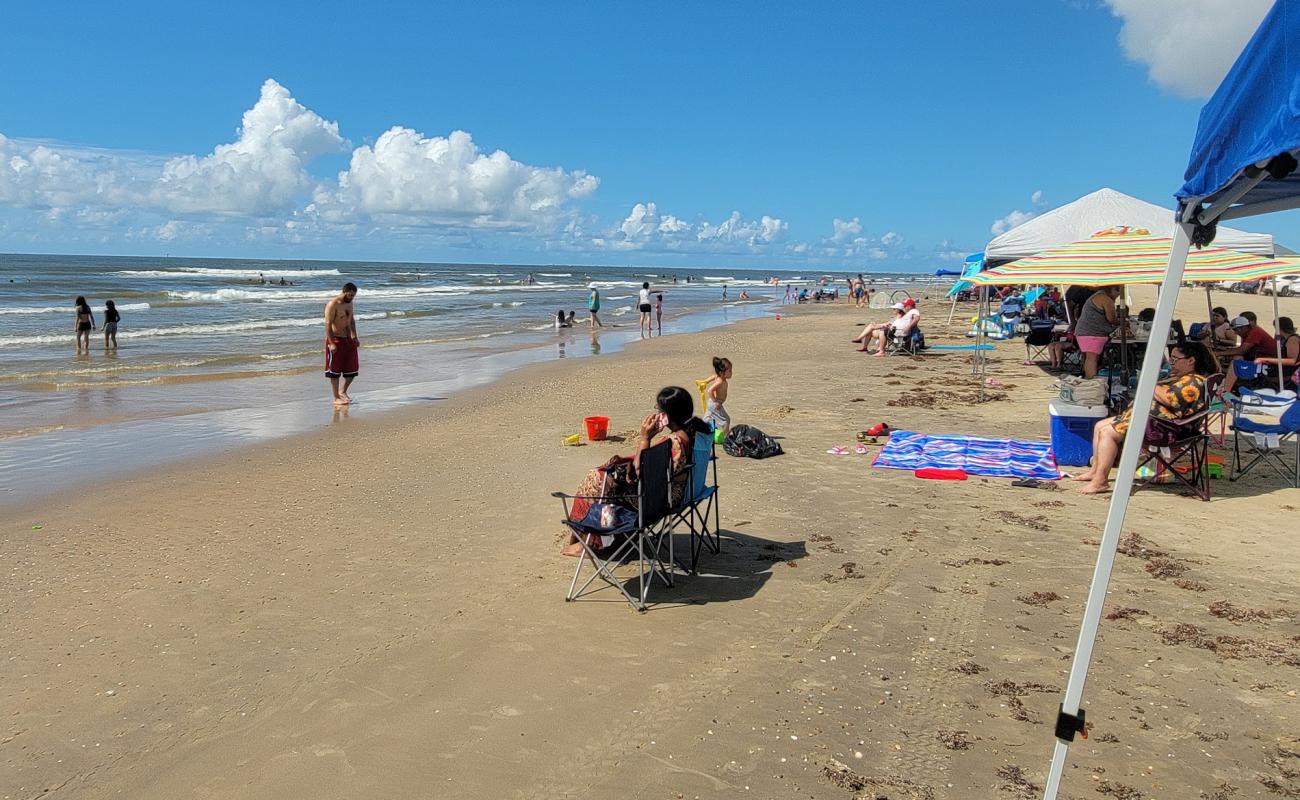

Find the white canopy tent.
xmin=985 ymin=187 xmax=1277 ymax=263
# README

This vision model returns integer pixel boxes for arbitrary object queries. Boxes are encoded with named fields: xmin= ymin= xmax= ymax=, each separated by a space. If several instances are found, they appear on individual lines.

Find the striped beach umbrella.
xmin=969 ymin=226 xmax=1293 ymax=286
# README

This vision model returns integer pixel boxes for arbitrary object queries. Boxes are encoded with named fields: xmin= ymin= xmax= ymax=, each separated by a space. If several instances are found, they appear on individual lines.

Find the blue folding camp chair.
xmin=665 ymin=431 xmax=721 ymax=573
xmin=1230 ymin=399 xmax=1300 ymax=487
xmin=553 ymin=439 xmax=675 ymax=611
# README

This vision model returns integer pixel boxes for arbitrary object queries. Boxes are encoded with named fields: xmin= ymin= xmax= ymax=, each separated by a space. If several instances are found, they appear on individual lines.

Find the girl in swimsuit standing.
xmin=74 ymin=296 xmax=95 ymax=352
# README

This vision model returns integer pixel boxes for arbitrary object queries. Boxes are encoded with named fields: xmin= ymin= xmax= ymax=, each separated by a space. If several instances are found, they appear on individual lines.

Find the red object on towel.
xmin=915 ymin=467 xmax=967 ymax=481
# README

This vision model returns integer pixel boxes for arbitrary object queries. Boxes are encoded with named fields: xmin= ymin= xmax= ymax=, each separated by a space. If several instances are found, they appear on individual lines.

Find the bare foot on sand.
xmin=1071 ymin=471 xmax=1094 ymax=482
xmin=338 ymin=393 xmax=352 ymax=405
xmin=1079 ymin=482 xmax=1110 ymax=495
xmin=872 ymin=352 xmax=886 ymax=357
xmin=561 ymin=542 xmax=584 ymax=557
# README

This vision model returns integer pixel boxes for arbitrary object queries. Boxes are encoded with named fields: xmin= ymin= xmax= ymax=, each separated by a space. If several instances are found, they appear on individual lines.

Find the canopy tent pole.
xmin=1041 ymin=221 xmax=1194 ymax=800
xmin=1206 ymin=286 xmax=1215 ymax=344
xmin=1273 ymin=277 xmax=1285 ymax=391
xmin=948 ymin=292 xmax=960 ymax=326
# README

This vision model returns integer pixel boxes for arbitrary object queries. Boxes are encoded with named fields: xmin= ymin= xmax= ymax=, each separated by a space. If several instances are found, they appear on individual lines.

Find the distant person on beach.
xmin=639 ymin=282 xmax=653 ymax=336
xmin=567 ymin=311 xmax=577 ymax=327
xmin=738 ymin=290 xmax=750 ymax=300
xmin=654 ymin=293 xmax=663 ymax=334
xmin=705 ymin=357 xmax=733 ymax=436
xmin=722 ymin=285 xmax=728 ymax=300
xmin=74 ymin=296 xmax=95 ymax=352
xmin=324 ymin=282 xmax=360 ymax=406
xmin=102 ymin=300 xmax=120 ymax=349
xmin=588 ymin=283 xmax=603 ymax=328
xmin=555 ymin=309 xmax=571 ymax=329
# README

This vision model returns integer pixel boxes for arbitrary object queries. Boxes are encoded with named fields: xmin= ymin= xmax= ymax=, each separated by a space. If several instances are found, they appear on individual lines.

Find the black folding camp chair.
xmin=1133 ymin=373 xmax=1224 ymax=501
xmin=1024 ymin=319 xmax=1056 ymax=364
xmin=553 ymin=439 xmax=675 ymax=611
xmin=885 ymin=326 xmax=924 ymax=356
xmin=664 ymin=431 xmax=721 ymax=573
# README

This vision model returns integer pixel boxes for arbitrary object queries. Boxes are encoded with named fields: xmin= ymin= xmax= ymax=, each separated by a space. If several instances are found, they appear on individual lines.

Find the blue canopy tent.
xmin=1043 ymin=3 xmax=1300 ymax=798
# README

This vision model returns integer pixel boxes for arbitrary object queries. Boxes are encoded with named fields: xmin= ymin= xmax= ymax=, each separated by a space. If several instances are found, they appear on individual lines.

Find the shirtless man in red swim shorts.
xmin=324 ymin=282 xmax=359 ymax=405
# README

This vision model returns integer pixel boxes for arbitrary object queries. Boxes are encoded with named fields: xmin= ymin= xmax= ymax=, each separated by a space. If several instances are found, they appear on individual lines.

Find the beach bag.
xmin=1055 ymin=376 xmax=1107 ymax=406
xmin=723 ymin=424 xmax=784 ymax=459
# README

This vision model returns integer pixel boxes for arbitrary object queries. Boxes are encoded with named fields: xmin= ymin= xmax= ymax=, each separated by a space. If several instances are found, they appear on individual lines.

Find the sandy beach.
xmin=4 ymin=288 xmax=1299 ymax=799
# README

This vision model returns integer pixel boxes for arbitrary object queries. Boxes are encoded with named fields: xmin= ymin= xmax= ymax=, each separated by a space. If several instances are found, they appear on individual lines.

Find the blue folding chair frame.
xmin=665 ymin=431 xmax=721 ymax=574
xmin=1230 ymin=399 xmax=1300 ymax=487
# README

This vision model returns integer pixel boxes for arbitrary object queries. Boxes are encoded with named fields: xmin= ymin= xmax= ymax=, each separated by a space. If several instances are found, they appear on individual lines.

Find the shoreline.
xmin=0 ymin=299 xmax=779 ymax=507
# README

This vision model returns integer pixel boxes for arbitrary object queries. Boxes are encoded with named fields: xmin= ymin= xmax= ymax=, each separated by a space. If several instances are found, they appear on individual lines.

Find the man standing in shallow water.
xmin=324 ymin=282 xmax=360 ymax=405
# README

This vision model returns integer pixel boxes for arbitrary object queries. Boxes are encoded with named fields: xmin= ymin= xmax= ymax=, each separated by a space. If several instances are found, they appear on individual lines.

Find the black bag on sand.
xmin=723 ymin=424 xmax=784 ymax=459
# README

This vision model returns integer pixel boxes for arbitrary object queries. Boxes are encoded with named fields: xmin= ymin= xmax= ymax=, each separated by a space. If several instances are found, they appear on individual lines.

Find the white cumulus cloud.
xmin=830 ymin=217 xmax=863 ymax=243
xmin=991 ymin=209 xmax=1036 ymax=235
xmin=153 ymin=79 xmax=346 ymax=214
xmin=1104 ymin=0 xmax=1273 ymax=98
xmin=1030 ymin=189 xmax=1043 ymax=204
xmin=590 ymin=203 xmax=785 ymax=253
xmin=308 ymin=127 xmax=597 ymax=230
xmin=0 ymin=80 xmax=343 ymax=217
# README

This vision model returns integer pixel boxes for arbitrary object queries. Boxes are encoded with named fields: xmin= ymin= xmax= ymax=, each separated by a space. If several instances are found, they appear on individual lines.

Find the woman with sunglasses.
xmin=1075 ymin=341 xmax=1219 ymax=495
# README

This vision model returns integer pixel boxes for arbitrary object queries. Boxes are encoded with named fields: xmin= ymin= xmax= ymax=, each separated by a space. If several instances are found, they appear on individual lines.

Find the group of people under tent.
xmin=992 ymin=283 xmax=1300 ymax=390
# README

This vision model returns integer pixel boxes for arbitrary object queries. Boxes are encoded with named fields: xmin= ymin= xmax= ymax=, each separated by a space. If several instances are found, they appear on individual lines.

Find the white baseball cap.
xmin=891 ymin=302 xmax=906 ymax=311
xmin=588 ymin=282 xmax=598 ymax=289
xmin=1230 ymin=315 xmax=1250 ymax=328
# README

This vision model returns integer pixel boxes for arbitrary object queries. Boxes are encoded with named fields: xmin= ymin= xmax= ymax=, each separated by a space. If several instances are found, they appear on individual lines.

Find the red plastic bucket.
xmin=584 ymin=415 xmax=610 ymax=441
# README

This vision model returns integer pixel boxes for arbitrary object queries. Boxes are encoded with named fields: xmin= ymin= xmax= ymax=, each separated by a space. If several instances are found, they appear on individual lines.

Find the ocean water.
xmin=0 ymin=253 xmax=946 ymax=502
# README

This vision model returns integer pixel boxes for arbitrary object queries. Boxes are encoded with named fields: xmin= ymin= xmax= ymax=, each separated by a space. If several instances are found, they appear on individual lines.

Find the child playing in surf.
xmin=704 ymin=356 xmax=733 ymax=436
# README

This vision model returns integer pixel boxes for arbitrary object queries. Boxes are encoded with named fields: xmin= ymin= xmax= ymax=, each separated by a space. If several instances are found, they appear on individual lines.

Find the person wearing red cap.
xmin=872 ymin=300 xmax=921 ymax=356
xmin=853 ymin=303 xmax=904 ymax=351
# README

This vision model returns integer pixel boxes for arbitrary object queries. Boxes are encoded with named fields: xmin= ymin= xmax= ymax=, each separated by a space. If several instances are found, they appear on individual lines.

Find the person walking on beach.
xmin=654 ymin=292 xmax=664 ymax=334
xmin=638 ymin=282 xmax=653 ymax=337
xmin=588 ymin=283 xmax=603 ymax=328
xmin=324 ymin=282 xmax=360 ymax=406
xmin=73 ymin=296 xmax=95 ymax=352
xmin=102 ymin=300 xmax=121 ymax=349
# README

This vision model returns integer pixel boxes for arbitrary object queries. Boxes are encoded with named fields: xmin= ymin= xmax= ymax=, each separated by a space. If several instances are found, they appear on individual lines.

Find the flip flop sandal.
xmin=827 ymin=446 xmax=849 ymax=455
xmin=854 ymin=443 xmax=870 ymax=455
xmin=1011 ymin=478 xmax=1042 ymax=488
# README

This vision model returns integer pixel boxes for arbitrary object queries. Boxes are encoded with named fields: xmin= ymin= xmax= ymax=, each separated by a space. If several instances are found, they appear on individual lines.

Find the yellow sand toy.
xmin=562 ymin=433 xmax=581 ymax=446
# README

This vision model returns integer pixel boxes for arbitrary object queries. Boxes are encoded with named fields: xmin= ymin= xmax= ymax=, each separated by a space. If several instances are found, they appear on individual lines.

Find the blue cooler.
xmin=1049 ymin=401 xmax=1109 ymax=466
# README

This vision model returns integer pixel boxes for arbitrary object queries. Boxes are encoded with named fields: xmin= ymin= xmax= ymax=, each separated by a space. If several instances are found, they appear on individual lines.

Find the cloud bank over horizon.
xmin=0 ymin=78 xmax=957 ymax=266
xmin=0 ymin=79 xmax=864 ymax=263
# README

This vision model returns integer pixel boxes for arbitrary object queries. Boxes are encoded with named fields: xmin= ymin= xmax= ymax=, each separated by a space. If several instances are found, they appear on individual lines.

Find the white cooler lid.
xmin=1049 ymin=400 xmax=1109 ymax=418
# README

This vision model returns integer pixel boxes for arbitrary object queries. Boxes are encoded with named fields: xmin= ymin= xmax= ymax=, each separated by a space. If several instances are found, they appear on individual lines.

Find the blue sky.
xmin=0 ymin=0 xmax=1289 ymax=268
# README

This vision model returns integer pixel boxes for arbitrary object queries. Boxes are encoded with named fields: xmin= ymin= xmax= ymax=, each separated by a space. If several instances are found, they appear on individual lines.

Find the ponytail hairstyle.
xmin=712 ymin=356 xmax=732 ymax=375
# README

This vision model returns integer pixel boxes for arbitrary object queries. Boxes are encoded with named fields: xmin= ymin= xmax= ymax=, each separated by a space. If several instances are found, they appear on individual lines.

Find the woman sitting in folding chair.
xmin=561 ymin=387 xmax=710 ymax=556
xmin=1074 ymin=342 xmax=1219 ymax=495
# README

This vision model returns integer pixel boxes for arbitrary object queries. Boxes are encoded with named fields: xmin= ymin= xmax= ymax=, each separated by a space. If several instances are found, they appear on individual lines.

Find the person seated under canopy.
xmin=1073 ymin=342 xmax=1219 ymax=495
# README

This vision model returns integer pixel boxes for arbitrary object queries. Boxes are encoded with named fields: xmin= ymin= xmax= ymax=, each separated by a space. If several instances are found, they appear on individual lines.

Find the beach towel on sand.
xmin=871 ymin=430 xmax=1060 ymax=480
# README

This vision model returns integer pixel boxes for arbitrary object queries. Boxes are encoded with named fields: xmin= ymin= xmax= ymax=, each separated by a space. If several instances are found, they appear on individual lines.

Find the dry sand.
xmin=3 ymin=287 xmax=1299 ymax=799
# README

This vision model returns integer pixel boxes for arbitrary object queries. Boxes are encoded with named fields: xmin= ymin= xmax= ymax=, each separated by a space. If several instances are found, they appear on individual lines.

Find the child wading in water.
xmin=704 ymin=357 xmax=733 ymax=436
xmin=103 ymin=300 xmax=121 ymax=348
